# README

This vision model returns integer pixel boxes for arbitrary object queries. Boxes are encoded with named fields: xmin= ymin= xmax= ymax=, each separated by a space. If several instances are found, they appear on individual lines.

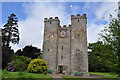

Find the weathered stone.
xmin=42 ymin=14 xmax=88 ymax=75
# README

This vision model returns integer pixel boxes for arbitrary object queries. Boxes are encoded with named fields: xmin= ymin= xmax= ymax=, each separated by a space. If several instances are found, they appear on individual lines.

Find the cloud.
xmin=87 ymin=24 xmax=105 ymax=43
xmin=95 ymin=2 xmax=118 ymax=22
xmin=86 ymin=2 xmax=118 ymax=43
xmin=11 ymin=2 xmax=70 ymax=51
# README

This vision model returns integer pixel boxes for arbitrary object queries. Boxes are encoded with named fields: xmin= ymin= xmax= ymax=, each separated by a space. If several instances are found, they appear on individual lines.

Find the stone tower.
xmin=70 ymin=14 xmax=88 ymax=74
xmin=43 ymin=17 xmax=60 ymax=72
xmin=43 ymin=14 xmax=88 ymax=75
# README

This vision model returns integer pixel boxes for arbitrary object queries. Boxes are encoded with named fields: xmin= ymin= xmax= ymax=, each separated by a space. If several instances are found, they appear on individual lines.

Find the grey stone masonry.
xmin=43 ymin=14 xmax=88 ymax=75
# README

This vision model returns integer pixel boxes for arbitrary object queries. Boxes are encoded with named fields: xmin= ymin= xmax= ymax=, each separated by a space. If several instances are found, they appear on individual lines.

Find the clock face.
xmin=60 ymin=31 xmax=66 ymax=37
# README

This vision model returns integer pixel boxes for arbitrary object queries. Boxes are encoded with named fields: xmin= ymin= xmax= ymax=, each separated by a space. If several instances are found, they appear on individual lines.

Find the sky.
xmin=1 ymin=0 xmax=118 ymax=51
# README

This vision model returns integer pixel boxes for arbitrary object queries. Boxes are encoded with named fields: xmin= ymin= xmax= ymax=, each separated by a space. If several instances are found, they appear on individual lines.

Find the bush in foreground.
xmin=12 ymin=55 xmax=31 ymax=72
xmin=27 ymin=58 xmax=47 ymax=74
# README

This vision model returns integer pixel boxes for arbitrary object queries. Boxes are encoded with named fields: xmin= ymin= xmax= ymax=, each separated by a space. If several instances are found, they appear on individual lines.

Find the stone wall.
xmin=58 ymin=25 xmax=71 ymax=74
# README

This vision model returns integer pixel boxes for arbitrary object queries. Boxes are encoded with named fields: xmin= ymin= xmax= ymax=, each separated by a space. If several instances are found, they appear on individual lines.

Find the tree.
xmin=2 ymin=13 xmax=20 ymax=47
xmin=16 ymin=45 xmax=41 ymax=59
xmin=2 ymin=13 xmax=20 ymax=69
xmin=88 ymin=41 xmax=116 ymax=72
xmin=99 ymin=16 xmax=120 ymax=76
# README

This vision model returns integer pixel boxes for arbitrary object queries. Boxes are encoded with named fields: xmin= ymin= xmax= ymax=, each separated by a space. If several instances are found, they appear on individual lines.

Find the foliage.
xmin=27 ymin=58 xmax=47 ymax=74
xmin=88 ymin=16 xmax=120 ymax=76
xmin=88 ymin=41 xmax=116 ymax=72
xmin=12 ymin=55 xmax=31 ymax=72
xmin=16 ymin=45 xmax=41 ymax=59
xmin=7 ymin=62 xmax=15 ymax=72
xmin=2 ymin=13 xmax=20 ymax=69
xmin=99 ymin=16 xmax=120 ymax=76
xmin=2 ymin=13 xmax=19 ymax=47
xmin=2 ymin=46 xmax=14 ymax=69
xmin=74 ymin=72 xmax=83 ymax=76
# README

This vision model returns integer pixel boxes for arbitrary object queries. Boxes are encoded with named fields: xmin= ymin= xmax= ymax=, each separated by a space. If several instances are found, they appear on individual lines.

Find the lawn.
xmin=62 ymin=72 xmax=119 ymax=80
xmin=62 ymin=76 xmax=118 ymax=80
xmin=62 ymin=76 xmax=99 ymax=80
xmin=2 ymin=69 xmax=53 ymax=80
xmin=1 ymin=70 xmax=119 ymax=80
xmin=89 ymin=72 xmax=118 ymax=78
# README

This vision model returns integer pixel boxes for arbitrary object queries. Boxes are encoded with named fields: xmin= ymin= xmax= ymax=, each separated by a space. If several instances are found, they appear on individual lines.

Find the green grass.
xmin=89 ymin=72 xmax=118 ymax=78
xmin=62 ymin=76 xmax=99 ymax=80
xmin=62 ymin=72 xmax=119 ymax=80
xmin=2 ymin=69 xmax=53 ymax=79
xmin=62 ymin=76 xmax=119 ymax=80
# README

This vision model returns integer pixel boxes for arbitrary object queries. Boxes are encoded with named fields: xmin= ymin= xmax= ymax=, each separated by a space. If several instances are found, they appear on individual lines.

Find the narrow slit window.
xmin=78 ymin=19 xmax=79 ymax=22
xmin=61 ymin=56 xmax=63 ymax=59
xmin=48 ymin=49 xmax=49 ymax=52
xmin=62 ymin=46 xmax=63 ymax=50
xmin=50 ymin=21 xmax=51 ymax=24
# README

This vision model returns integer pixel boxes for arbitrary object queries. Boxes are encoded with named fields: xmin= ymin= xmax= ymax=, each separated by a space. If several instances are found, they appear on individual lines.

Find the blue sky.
xmin=2 ymin=2 xmax=108 ymax=24
xmin=1 ymin=2 xmax=118 ymax=51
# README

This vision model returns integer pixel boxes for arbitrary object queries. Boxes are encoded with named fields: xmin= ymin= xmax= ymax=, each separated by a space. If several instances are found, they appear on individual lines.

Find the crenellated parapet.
xmin=58 ymin=25 xmax=71 ymax=30
xmin=63 ymin=25 xmax=71 ymax=27
xmin=71 ymin=14 xmax=87 ymax=20
xmin=44 ymin=17 xmax=60 ymax=23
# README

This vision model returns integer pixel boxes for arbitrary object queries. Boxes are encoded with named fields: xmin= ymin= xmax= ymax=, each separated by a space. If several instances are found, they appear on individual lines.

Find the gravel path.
xmin=48 ymin=74 xmax=65 ymax=80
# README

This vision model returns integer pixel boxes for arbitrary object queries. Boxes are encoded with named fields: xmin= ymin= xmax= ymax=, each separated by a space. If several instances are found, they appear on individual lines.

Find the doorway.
xmin=58 ymin=66 xmax=63 ymax=73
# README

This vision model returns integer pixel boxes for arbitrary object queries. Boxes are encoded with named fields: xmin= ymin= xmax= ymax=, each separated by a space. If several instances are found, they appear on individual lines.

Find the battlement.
xmin=71 ymin=14 xmax=87 ymax=20
xmin=63 ymin=25 xmax=67 ymax=27
xmin=44 ymin=17 xmax=59 ymax=22
xmin=59 ymin=24 xmax=71 ymax=28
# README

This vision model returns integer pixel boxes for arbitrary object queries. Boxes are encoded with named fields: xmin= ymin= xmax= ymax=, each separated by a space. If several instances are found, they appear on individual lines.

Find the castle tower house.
xmin=43 ymin=14 xmax=88 ymax=75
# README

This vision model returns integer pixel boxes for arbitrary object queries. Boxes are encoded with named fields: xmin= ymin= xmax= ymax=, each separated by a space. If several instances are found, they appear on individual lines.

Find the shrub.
xmin=12 ymin=55 xmax=31 ymax=72
xmin=74 ymin=72 xmax=83 ymax=76
xmin=27 ymin=58 xmax=47 ymax=75
xmin=7 ymin=62 xmax=15 ymax=72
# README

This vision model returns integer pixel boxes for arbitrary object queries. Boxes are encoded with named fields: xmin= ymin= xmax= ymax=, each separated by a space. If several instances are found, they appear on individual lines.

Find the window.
xmin=49 ymin=36 xmax=50 ymax=38
xmin=48 ymin=49 xmax=49 ymax=52
xmin=50 ymin=21 xmax=51 ymax=24
xmin=78 ymin=19 xmax=79 ymax=22
xmin=61 ymin=56 xmax=63 ymax=59
xmin=62 ymin=46 xmax=63 ymax=49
